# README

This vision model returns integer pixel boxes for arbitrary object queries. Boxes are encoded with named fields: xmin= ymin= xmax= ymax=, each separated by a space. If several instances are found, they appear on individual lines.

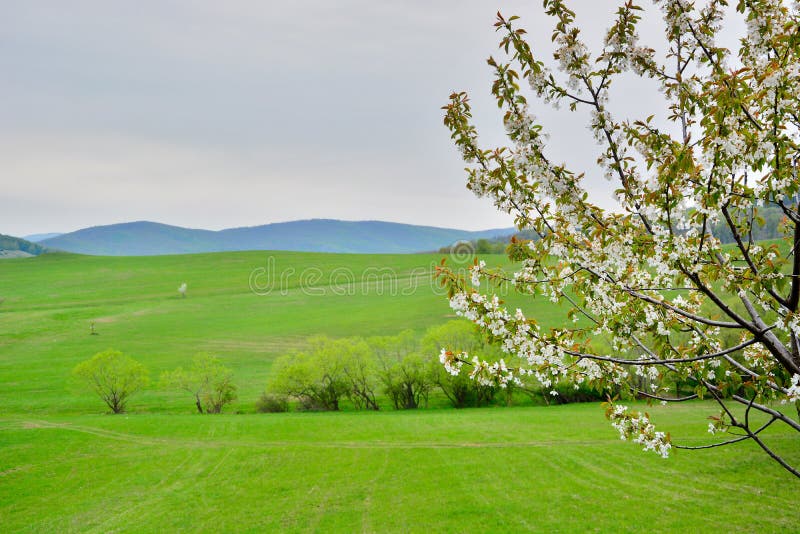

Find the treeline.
xmin=438 ymin=204 xmax=789 ymax=257
xmin=0 ymin=234 xmax=47 ymax=256
xmin=71 ymin=321 xmax=608 ymax=415
xmin=709 ymin=203 xmax=788 ymax=243
xmin=260 ymin=320 xmax=604 ymax=412
xmin=438 ymin=229 xmax=539 ymax=255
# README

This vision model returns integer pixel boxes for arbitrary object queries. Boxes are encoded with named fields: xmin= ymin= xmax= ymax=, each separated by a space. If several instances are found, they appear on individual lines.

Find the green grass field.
xmin=0 ymin=250 xmax=542 ymax=414
xmin=1 ymin=251 xmax=799 ymax=532
xmin=1 ymin=406 xmax=798 ymax=532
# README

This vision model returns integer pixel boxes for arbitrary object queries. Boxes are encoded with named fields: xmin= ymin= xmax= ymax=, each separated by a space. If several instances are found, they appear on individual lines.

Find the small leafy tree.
xmin=339 ymin=338 xmax=381 ymax=410
xmin=268 ymin=337 xmax=351 ymax=411
xmin=370 ymin=330 xmax=432 ymax=410
xmin=439 ymin=0 xmax=800 ymax=476
xmin=73 ymin=349 xmax=149 ymax=413
xmin=161 ymin=353 xmax=237 ymax=414
xmin=423 ymin=321 xmax=499 ymax=408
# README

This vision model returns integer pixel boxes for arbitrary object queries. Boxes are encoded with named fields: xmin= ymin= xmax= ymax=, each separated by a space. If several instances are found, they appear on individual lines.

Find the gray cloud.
xmin=1 ymin=1 xmax=745 ymax=236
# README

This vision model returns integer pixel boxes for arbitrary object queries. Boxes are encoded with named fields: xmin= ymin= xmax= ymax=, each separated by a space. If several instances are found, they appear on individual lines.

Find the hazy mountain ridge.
xmin=38 ymin=220 xmax=516 ymax=256
xmin=22 ymin=233 xmax=63 ymax=242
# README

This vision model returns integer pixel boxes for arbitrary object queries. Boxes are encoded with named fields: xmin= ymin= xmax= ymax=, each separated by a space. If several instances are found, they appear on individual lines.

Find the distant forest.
xmin=707 ymin=203 xmax=788 ymax=243
xmin=439 ymin=204 xmax=791 ymax=256
xmin=438 ymin=229 xmax=540 ymax=255
xmin=0 ymin=235 xmax=47 ymax=256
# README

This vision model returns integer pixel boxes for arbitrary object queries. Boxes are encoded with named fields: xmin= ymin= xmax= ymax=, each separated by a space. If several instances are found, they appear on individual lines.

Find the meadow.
xmin=0 ymin=250 xmax=539 ymax=413
xmin=1 ymin=251 xmax=799 ymax=532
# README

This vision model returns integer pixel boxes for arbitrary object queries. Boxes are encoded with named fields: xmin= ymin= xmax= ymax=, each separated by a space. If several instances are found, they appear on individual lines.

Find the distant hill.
xmin=23 ymin=233 xmax=63 ymax=242
xmin=38 ymin=220 xmax=516 ymax=256
xmin=0 ymin=234 xmax=49 ymax=258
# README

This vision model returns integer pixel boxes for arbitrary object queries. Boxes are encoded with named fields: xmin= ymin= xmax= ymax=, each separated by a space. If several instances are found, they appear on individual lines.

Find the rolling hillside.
xmin=0 ymin=249 xmax=533 ymax=413
xmin=1 ymin=250 xmax=797 ymax=531
xmin=39 ymin=219 xmax=516 ymax=256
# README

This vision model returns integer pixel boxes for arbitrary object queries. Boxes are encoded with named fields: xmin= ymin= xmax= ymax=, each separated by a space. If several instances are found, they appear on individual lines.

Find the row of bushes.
xmin=73 ymin=350 xmax=237 ymax=414
xmin=72 ymin=321 xmax=608 ymax=414
xmin=259 ymin=321 xmax=606 ymax=412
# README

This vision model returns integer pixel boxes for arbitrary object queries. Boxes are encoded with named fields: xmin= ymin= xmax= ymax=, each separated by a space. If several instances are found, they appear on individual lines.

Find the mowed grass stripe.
xmin=7 ymin=418 xmax=615 ymax=450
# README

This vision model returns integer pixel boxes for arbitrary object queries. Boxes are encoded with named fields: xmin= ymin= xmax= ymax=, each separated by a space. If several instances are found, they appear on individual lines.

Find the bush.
xmin=255 ymin=393 xmax=289 ymax=413
xmin=549 ymin=382 xmax=608 ymax=405
xmin=295 ymin=396 xmax=328 ymax=412
xmin=160 ymin=353 xmax=238 ymax=414
xmin=267 ymin=337 xmax=351 ymax=411
xmin=422 ymin=321 xmax=499 ymax=408
xmin=370 ymin=331 xmax=431 ymax=410
xmin=339 ymin=338 xmax=380 ymax=410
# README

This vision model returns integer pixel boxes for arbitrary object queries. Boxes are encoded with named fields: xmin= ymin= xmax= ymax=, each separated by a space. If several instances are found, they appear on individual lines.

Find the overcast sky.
xmin=0 ymin=1 xmax=744 ymax=237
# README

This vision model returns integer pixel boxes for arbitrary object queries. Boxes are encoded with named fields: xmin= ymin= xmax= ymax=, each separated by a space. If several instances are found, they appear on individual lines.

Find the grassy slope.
xmin=1 ymin=251 xmax=798 ymax=531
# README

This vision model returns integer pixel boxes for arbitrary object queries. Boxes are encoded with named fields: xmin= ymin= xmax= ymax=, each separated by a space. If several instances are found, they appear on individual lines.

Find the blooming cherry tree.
xmin=439 ymin=0 xmax=800 ymax=476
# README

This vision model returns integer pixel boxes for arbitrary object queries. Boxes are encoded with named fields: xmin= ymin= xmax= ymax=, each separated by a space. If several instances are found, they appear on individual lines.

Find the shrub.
xmin=339 ymin=338 xmax=380 ymax=410
xmin=255 ymin=392 xmax=289 ymax=413
xmin=161 ymin=353 xmax=238 ymax=414
xmin=267 ymin=337 xmax=350 ymax=411
xmin=371 ymin=331 xmax=432 ymax=410
xmin=423 ymin=321 xmax=499 ymax=408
